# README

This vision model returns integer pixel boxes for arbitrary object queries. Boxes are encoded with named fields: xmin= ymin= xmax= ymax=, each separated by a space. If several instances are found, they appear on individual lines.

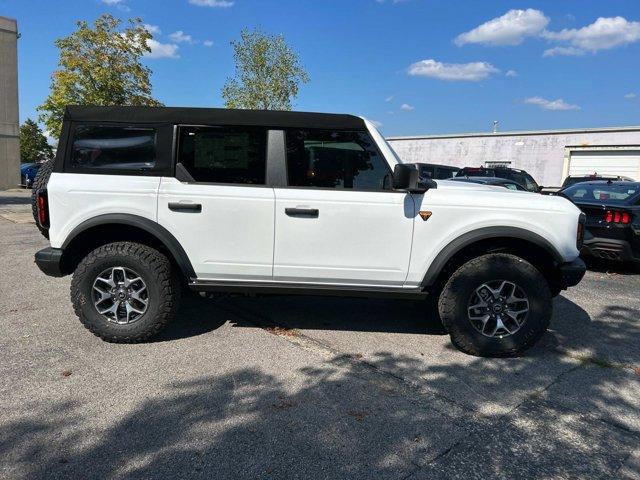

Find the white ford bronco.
xmin=34 ymin=106 xmax=586 ymax=357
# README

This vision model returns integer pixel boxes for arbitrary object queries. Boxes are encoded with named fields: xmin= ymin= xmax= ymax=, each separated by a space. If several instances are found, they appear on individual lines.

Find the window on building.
xmin=177 ymin=126 xmax=267 ymax=184
xmin=285 ymin=129 xmax=391 ymax=190
xmin=70 ymin=126 xmax=156 ymax=171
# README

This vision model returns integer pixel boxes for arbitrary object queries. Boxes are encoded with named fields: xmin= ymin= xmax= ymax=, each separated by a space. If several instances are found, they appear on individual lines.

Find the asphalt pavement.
xmin=0 ymin=189 xmax=638 ymax=480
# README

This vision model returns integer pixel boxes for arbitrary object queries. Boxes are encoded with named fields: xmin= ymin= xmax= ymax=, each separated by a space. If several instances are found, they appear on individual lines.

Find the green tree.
xmin=38 ymin=14 xmax=163 ymax=138
xmin=222 ymin=28 xmax=309 ymax=110
xmin=19 ymin=119 xmax=53 ymax=163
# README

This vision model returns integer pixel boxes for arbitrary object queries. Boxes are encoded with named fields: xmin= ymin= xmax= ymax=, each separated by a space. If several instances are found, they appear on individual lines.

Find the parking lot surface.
xmin=1 ymin=190 xmax=639 ymax=479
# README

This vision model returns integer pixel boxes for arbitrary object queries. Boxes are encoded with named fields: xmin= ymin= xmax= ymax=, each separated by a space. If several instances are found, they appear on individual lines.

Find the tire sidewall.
xmin=440 ymin=255 xmax=552 ymax=356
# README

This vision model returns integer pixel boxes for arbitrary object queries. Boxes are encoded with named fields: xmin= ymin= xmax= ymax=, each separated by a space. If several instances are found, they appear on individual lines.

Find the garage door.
xmin=568 ymin=150 xmax=640 ymax=180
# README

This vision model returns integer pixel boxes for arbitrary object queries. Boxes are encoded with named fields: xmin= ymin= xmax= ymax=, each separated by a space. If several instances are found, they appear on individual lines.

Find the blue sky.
xmin=2 ymin=0 xmax=640 ymax=136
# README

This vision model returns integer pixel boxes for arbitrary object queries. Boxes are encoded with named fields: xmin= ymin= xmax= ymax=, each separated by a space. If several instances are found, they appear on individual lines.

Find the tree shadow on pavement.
xmin=1 ymin=296 xmax=638 ymax=479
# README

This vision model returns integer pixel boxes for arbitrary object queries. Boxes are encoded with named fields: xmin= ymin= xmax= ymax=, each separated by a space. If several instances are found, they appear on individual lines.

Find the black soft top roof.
xmin=63 ymin=105 xmax=366 ymax=130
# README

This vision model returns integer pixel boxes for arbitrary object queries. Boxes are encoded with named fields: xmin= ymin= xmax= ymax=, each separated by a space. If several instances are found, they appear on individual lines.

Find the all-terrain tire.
xmin=71 ymin=242 xmax=180 ymax=343
xmin=438 ymin=253 xmax=552 ymax=357
xmin=30 ymin=158 xmax=55 ymax=238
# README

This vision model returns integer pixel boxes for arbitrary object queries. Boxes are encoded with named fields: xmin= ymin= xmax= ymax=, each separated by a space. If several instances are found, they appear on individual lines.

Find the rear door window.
xmin=177 ymin=126 xmax=267 ymax=185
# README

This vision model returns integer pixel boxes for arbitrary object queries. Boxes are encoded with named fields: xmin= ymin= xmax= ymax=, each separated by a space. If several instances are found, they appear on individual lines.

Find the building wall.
xmin=0 ymin=16 xmax=19 ymax=190
xmin=387 ymin=128 xmax=640 ymax=187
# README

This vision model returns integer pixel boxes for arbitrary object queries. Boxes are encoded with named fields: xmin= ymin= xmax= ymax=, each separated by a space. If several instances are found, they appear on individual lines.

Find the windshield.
xmin=562 ymin=183 xmax=639 ymax=204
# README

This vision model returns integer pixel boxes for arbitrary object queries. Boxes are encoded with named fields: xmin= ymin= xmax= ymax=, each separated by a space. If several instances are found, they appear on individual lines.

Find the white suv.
xmin=33 ymin=106 xmax=586 ymax=357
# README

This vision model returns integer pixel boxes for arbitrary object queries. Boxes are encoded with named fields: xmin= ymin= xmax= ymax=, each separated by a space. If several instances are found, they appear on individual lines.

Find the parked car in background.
xmin=20 ymin=162 xmax=41 ymax=188
xmin=559 ymin=180 xmax=640 ymax=264
xmin=560 ymin=174 xmax=635 ymax=189
xmin=457 ymin=166 xmax=541 ymax=193
xmin=450 ymin=176 xmax=527 ymax=191
xmin=416 ymin=163 xmax=460 ymax=180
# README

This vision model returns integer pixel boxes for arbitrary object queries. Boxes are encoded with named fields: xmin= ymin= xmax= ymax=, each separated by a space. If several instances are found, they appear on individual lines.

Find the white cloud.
xmin=143 ymin=24 xmax=161 ymax=35
xmin=101 ymin=0 xmax=129 ymax=11
xmin=408 ymin=59 xmax=499 ymax=81
xmin=145 ymin=39 xmax=180 ymax=59
xmin=542 ymin=16 xmax=640 ymax=54
xmin=169 ymin=30 xmax=194 ymax=43
xmin=455 ymin=9 xmax=549 ymax=46
xmin=385 ymin=95 xmax=395 ymax=102
xmin=203 ymin=40 xmax=214 ymax=47
xmin=400 ymin=103 xmax=414 ymax=111
xmin=524 ymin=96 xmax=580 ymax=111
xmin=542 ymin=46 xmax=585 ymax=57
xmin=625 ymin=93 xmax=637 ymax=99
xmin=505 ymin=69 xmax=518 ymax=77
xmin=188 ymin=0 xmax=234 ymax=7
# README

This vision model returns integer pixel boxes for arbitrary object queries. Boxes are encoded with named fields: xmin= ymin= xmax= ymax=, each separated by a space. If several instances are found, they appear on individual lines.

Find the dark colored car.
xmin=417 ymin=163 xmax=460 ymax=180
xmin=20 ymin=162 xmax=41 ymax=188
xmin=450 ymin=176 xmax=527 ymax=191
xmin=561 ymin=174 xmax=635 ymax=189
xmin=560 ymin=181 xmax=640 ymax=263
xmin=457 ymin=166 xmax=541 ymax=193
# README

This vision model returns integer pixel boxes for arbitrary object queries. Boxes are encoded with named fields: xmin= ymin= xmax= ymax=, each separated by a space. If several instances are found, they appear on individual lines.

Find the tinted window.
xmin=178 ymin=126 xmax=267 ymax=184
xmin=71 ymin=126 xmax=156 ymax=171
xmin=562 ymin=183 xmax=639 ymax=204
xmin=434 ymin=167 xmax=458 ymax=179
xmin=285 ymin=129 xmax=391 ymax=190
xmin=503 ymin=183 xmax=521 ymax=191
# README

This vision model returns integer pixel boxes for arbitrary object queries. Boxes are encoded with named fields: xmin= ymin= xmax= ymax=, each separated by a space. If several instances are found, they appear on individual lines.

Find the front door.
xmin=158 ymin=125 xmax=275 ymax=281
xmin=273 ymin=128 xmax=414 ymax=286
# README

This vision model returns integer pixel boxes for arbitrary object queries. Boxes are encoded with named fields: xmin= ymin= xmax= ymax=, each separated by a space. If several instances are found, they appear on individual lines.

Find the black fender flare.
xmin=420 ymin=226 xmax=563 ymax=288
xmin=62 ymin=213 xmax=196 ymax=280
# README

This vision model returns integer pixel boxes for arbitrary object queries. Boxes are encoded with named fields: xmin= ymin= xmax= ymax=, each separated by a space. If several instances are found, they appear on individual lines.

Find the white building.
xmin=387 ymin=126 xmax=640 ymax=188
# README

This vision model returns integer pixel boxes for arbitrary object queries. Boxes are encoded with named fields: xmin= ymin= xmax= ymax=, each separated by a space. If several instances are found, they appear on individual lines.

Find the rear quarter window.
xmin=67 ymin=125 xmax=159 ymax=174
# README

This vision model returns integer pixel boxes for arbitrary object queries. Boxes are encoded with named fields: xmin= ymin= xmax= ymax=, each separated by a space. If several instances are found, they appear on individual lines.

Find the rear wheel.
xmin=71 ymin=242 xmax=180 ymax=343
xmin=438 ymin=253 xmax=551 ymax=357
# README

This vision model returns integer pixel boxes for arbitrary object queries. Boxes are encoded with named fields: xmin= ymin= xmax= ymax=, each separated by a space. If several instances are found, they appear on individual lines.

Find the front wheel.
xmin=438 ymin=253 xmax=552 ymax=357
xmin=71 ymin=242 xmax=180 ymax=343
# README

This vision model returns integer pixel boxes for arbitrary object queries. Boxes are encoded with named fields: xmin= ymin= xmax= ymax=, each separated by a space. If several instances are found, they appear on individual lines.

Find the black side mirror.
xmin=393 ymin=164 xmax=437 ymax=193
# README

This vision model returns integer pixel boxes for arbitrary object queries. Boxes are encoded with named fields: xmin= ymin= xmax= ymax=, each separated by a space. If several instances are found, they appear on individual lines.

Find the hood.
xmin=431 ymin=180 xmax=580 ymax=214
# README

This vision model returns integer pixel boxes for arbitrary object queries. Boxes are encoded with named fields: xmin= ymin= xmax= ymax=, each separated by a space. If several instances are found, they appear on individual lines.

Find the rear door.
xmin=272 ymin=128 xmax=414 ymax=286
xmin=158 ymin=125 xmax=275 ymax=281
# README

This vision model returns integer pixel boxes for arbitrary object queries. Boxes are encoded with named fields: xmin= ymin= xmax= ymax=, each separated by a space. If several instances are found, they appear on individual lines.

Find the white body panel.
xmin=404 ymin=181 xmax=582 ymax=287
xmin=157 ymin=177 xmax=275 ymax=280
xmin=273 ymin=188 xmax=414 ymax=286
xmin=47 ymin=172 xmax=160 ymax=248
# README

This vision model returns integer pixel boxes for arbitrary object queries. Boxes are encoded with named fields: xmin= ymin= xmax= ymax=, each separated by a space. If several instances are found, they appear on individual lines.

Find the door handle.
xmin=285 ymin=207 xmax=319 ymax=218
xmin=168 ymin=202 xmax=202 ymax=213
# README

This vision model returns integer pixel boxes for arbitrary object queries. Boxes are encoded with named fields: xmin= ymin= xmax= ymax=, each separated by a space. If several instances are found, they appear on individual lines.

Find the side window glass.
xmin=70 ymin=125 xmax=156 ymax=171
xmin=178 ymin=126 xmax=267 ymax=184
xmin=285 ymin=129 xmax=391 ymax=190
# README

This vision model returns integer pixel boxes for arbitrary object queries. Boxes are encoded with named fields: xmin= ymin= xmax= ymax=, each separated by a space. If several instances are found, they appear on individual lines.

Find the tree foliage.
xmin=38 ymin=14 xmax=163 ymax=138
xmin=19 ymin=119 xmax=53 ymax=163
xmin=222 ymin=28 xmax=309 ymax=110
